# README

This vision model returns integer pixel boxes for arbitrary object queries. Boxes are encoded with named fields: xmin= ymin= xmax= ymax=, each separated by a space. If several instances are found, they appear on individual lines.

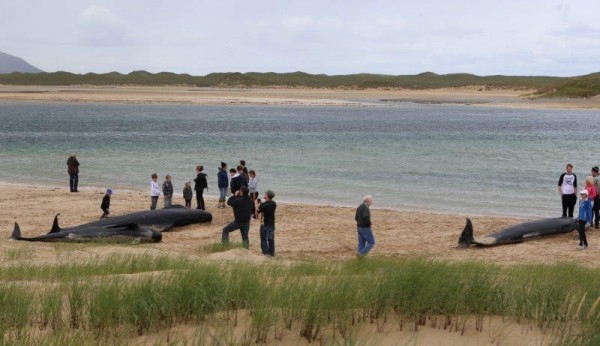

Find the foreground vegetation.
xmin=1 ymin=252 xmax=600 ymax=344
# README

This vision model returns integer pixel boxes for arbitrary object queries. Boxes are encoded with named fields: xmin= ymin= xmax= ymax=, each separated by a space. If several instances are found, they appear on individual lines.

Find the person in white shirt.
xmin=248 ymin=170 xmax=259 ymax=202
xmin=558 ymin=163 xmax=577 ymax=218
xmin=150 ymin=173 xmax=161 ymax=210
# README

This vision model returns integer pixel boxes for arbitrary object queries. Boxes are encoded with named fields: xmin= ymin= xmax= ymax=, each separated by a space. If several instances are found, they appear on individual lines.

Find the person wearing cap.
xmin=577 ymin=189 xmax=592 ymax=249
xmin=355 ymin=195 xmax=375 ymax=256
xmin=100 ymin=189 xmax=112 ymax=219
xmin=257 ymin=190 xmax=277 ymax=256
xmin=592 ymin=166 xmax=600 ymax=228
xmin=217 ymin=162 xmax=229 ymax=209
xmin=558 ymin=164 xmax=577 ymax=218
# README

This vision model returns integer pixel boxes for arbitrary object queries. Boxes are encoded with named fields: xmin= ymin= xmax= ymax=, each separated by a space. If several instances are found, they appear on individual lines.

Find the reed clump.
xmin=1 ymin=255 xmax=600 ymax=344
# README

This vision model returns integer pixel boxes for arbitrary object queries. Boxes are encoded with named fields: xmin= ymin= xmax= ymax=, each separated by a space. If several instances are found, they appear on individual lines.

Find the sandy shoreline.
xmin=1 ymin=183 xmax=597 ymax=266
xmin=1 ymin=84 xmax=600 ymax=109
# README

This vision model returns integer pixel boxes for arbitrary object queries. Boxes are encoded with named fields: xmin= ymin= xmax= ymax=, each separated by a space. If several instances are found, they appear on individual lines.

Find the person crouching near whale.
xmin=355 ymin=195 xmax=375 ymax=257
xmin=222 ymin=186 xmax=255 ymax=249
xmin=577 ymin=189 xmax=592 ymax=250
xmin=100 ymin=189 xmax=112 ymax=219
xmin=150 ymin=173 xmax=160 ymax=210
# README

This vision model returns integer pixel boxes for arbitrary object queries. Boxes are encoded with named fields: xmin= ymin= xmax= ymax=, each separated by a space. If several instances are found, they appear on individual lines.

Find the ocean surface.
xmin=1 ymin=100 xmax=600 ymax=217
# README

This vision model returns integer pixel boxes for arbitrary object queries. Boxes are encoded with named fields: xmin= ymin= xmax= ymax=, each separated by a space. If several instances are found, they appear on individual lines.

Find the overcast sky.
xmin=1 ymin=1 xmax=599 ymax=76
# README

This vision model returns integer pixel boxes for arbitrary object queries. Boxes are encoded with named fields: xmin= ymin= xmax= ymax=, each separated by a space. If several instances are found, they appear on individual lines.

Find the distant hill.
xmin=0 ymin=51 xmax=43 ymax=74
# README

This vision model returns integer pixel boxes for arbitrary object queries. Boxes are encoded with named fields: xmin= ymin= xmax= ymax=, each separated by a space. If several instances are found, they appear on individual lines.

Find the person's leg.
xmin=267 ymin=226 xmax=275 ymax=256
xmin=358 ymin=227 xmax=375 ymax=256
xmin=196 ymin=192 xmax=202 ymax=209
xmin=73 ymin=174 xmax=79 ymax=191
xmin=578 ymin=221 xmax=588 ymax=247
xmin=561 ymin=194 xmax=568 ymax=217
xmin=222 ymin=221 xmax=239 ymax=244
xmin=357 ymin=228 xmax=366 ymax=254
xmin=239 ymin=223 xmax=250 ymax=249
xmin=199 ymin=191 xmax=205 ymax=210
xmin=259 ymin=225 xmax=269 ymax=255
xmin=69 ymin=174 xmax=74 ymax=192
xmin=150 ymin=196 xmax=158 ymax=210
xmin=569 ymin=194 xmax=577 ymax=218
xmin=594 ymin=197 xmax=600 ymax=228
xmin=219 ymin=188 xmax=226 ymax=207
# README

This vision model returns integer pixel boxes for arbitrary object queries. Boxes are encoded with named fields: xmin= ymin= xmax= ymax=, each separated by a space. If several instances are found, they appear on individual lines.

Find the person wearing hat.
xmin=100 ymin=189 xmax=112 ymax=219
xmin=558 ymin=164 xmax=577 ymax=218
xmin=217 ymin=162 xmax=229 ymax=209
xmin=257 ymin=190 xmax=277 ymax=256
xmin=577 ymin=189 xmax=592 ymax=249
xmin=592 ymin=166 xmax=600 ymax=228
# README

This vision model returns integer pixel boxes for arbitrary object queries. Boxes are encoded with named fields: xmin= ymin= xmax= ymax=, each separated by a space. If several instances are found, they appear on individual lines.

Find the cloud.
xmin=76 ymin=6 xmax=129 ymax=46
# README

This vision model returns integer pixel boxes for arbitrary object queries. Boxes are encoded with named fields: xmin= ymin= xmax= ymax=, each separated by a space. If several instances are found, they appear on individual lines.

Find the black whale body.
xmin=11 ymin=223 xmax=162 ymax=243
xmin=458 ymin=217 xmax=578 ymax=247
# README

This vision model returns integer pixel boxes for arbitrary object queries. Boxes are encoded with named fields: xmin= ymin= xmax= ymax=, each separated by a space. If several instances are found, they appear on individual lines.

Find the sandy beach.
xmin=1 ymin=84 xmax=600 ymax=109
xmin=1 ymin=183 xmax=596 ymax=266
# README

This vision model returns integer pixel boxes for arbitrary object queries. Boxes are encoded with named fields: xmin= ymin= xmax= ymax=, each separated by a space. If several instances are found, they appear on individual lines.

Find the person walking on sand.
xmin=258 ymin=190 xmax=277 ymax=256
xmin=183 ymin=181 xmax=193 ymax=208
xmin=355 ymin=195 xmax=375 ymax=257
xmin=222 ymin=186 xmax=255 ymax=249
xmin=67 ymin=153 xmax=80 ymax=192
xmin=100 ymin=189 xmax=112 ymax=219
xmin=150 ymin=173 xmax=160 ymax=210
xmin=217 ymin=162 xmax=229 ymax=209
xmin=162 ymin=175 xmax=174 ymax=208
xmin=592 ymin=166 xmax=600 ymax=229
xmin=577 ymin=189 xmax=592 ymax=250
xmin=558 ymin=164 xmax=577 ymax=218
xmin=194 ymin=165 xmax=208 ymax=210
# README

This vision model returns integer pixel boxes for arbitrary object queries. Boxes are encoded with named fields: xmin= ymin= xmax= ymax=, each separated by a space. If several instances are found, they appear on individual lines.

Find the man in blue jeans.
xmin=222 ymin=186 xmax=255 ymax=249
xmin=355 ymin=195 xmax=375 ymax=256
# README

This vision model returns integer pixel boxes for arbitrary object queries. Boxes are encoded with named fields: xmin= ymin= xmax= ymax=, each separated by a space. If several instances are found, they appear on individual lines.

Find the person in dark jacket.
xmin=355 ymin=195 xmax=375 ymax=256
xmin=162 ymin=175 xmax=173 ymax=208
xmin=258 ymin=190 xmax=277 ymax=256
xmin=222 ymin=186 xmax=255 ymax=249
xmin=194 ymin=165 xmax=208 ymax=210
xmin=230 ymin=165 xmax=248 ymax=195
xmin=217 ymin=162 xmax=229 ymax=209
xmin=100 ymin=189 xmax=112 ymax=219
xmin=67 ymin=153 xmax=80 ymax=192
xmin=183 ymin=181 xmax=193 ymax=208
xmin=240 ymin=160 xmax=250 ymax=183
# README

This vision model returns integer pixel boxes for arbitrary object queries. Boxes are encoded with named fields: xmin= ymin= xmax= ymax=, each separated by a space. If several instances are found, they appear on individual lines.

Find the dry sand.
xmin=1 ymin=84 xmax=600 ymax=109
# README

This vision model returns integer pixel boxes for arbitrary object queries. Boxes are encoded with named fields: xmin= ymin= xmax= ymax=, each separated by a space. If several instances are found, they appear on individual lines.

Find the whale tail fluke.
xmin=11 ymin=223 xmax=22 ymax=240
xmin=49 ymin=214 xmax=61 ymax=234
xmin=458 ymin=218 xmax=474 ymax=248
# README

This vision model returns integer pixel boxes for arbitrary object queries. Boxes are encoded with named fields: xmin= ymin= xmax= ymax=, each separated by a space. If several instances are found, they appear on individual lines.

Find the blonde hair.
xmin=586 ymin=175 xmax=594 ymax=186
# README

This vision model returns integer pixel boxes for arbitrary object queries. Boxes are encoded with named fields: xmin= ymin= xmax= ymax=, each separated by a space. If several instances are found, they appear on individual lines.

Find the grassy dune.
xmin=1 ymin=252 xmax=600 ymax=344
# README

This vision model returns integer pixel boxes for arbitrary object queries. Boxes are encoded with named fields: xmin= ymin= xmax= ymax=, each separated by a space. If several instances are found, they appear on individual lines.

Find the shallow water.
xmin=1 ymin=100 xmax=599 ymax=217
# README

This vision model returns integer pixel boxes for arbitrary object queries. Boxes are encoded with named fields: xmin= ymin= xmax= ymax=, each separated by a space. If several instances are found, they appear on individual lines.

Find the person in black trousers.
xmin=67 ymin=153 xmax=80 ymax=192
xmin=100 ymin=189 xmax=112 ymax=218
xmin=194 ymin=165 xmax=208 ymax=210
xmin=558 ymin=164 xmax=577 ymax=218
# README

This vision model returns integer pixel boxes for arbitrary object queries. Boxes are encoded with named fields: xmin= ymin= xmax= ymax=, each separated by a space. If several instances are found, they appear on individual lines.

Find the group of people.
xmin=557 ymin=164 xmax=600 ymax=250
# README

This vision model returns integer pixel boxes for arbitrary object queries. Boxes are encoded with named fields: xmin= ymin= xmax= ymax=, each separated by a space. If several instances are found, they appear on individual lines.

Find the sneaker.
xmin=577 ymin=245 xmax=586 ymax=250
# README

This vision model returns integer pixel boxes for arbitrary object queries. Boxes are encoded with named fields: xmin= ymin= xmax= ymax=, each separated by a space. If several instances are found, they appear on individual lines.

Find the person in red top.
xmin=586 ymin=175 xmax=597 ymax=226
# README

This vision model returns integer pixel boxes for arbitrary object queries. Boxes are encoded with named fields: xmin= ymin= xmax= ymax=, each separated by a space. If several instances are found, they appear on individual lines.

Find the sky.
xmin=1 ymin=0 xmax=599 ymax=77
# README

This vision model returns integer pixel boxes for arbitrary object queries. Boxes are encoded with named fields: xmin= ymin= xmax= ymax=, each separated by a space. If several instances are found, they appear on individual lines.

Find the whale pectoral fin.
xmin=49 ymin=214 xmax=61 ymax=234
xmin=458 ymin=218 xmax=475 ymax=248
xmin=11 ymin=223 xmax=22 ymax=240
xmin=151 ymin=225 xmax=167 ymax=232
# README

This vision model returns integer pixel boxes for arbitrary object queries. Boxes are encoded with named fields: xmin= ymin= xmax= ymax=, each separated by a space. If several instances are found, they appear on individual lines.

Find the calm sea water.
xmin=1 ymin=100 xmax=599 ymax=217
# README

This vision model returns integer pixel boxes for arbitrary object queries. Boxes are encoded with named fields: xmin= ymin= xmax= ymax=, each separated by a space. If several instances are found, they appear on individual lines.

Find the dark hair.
xmin=151 ymin=173 xmax=157 ymax=179
xmin=249 ymin=169 xmax=256 ymax=176
xmin=237 ymin=165 xmax=243 ymax=172
xmin=229 ymin=168 xmax=236 ymax=173
xmin=240 ymin=186 xmax=249 ymax=196
xmin=593 ymin=166 xmax=599 ymax=173
xmin=196 ymin=165 xmax=204 ymax=172
xmin=567 ymin=163 xmax=573 ymax=169
xmin=240 ymin=160 xmax=246 ymax=166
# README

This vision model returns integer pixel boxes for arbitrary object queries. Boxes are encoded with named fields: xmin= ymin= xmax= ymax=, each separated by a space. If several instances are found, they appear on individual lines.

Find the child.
xmin=217 ymin=162 xmax=229 ymax=208
xmin=100 ymin=189 xmax=112 ymax=219
xmin=577 ymin=189 xmax=592 ymax=250
xmin=586 ymin=175 xmax=597 ymax=226
xmin=163 ymin=175 xmax=174 ymax=208
xmin=150 ymin=173 xmax=160 ymax=210
xmin=183 ymin=181 xmax=193 ymax=208
xmin=257 ymin=190 xmax=277 ymax=256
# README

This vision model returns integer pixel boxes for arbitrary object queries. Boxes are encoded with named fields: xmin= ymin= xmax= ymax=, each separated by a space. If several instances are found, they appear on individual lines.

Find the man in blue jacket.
xmin=217 ymin=162 xmax=229 ymax=209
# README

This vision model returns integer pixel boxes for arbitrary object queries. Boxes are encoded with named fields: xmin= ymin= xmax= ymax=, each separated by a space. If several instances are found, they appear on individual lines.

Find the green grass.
xmin=536 ymin=72 xmax=600 ymax=98
xmin=199 ymin=241 xmax=246 ymax=254
xmin=1 ymin=256 xmax=600 ymax=344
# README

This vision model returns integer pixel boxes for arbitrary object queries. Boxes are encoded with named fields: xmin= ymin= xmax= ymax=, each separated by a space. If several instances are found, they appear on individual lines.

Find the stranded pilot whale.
xmin=458 ymin=217 xmax=578 ymax=248
xmin=11 ymin=222 xmax=162 ymax=243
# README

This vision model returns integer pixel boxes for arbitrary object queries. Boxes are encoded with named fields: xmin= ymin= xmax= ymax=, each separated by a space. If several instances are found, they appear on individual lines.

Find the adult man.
xmin=355 ymin=195 xmax=375 ymax=256
xmin=66 ymin=153 xmax=80 ymax=192
xmin=257 ymin=190 xmax=277 ymax=256
xmin=558 ymin=164 xmax=577 ymax=218
xmin=592 ymin=166 xmax=600 ymax=228
xmin=222 ymin=186 xmax=255 ymax=249
xmin=194 ymin=165 xmax=208 ymax=210
xmin=230 ymin=165 xmax=248 ymax=195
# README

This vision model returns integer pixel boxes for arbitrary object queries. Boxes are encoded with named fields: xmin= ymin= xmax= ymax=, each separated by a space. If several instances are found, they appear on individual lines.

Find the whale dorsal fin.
xmin=49 ymin=214 xmax=61 ymax=233
xmin=11 ymin=223 xmax=22 ymax=239
xmin=458 ymin=218 xmax=475 ymax=248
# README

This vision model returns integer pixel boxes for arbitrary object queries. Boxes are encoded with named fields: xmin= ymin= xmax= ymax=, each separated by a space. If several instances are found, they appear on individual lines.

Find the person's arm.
xmin=362 ymin=206 xmax=371 ymax=226
xmin=557 ymin=174 xmax=564 ymax=195
xmin=573 ymin=174 xmax=577 ymax=190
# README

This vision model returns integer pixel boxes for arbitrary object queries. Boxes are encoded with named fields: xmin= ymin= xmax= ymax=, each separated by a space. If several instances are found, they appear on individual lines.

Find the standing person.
xmin=222 ymin=186 xmax=255 ymax=249
xmin=577 ymin=189 xmax=592 ymax=250
xmin=248 ymin=170 xmax=259 ymax=202
xmin=355 ymin=195 xmax=375 ymax=257
xmin=257 ymin=190 xmax=277 ymax=256
xmin=194 ymin=165 xmax=208 ymax=210
xmin=217 ymin=162 xmax=229 ymax=209
xmin=183 ymin=181 xmax=193 ymax=208
xmin=585 ymin=175 xmax=597 ymax=227
xmin=592 ymin=166 xmax=600 ymax=229
xmin=150 ymin=173 xmax=160 ymax=210
xmin=67 ymin=153 xmax=80 ymax=192
xmin=230 ymin=165 xmax=248 ymax=195
xmin=558 ymin=164 xmax=577 ymax=218
xmin=100 ymin=189 xmax=112 ymax=219
xmin=162 ymin=175 xmax=173 ymax=208
xmin=240 ymin=160 xmax=250 ymax=183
